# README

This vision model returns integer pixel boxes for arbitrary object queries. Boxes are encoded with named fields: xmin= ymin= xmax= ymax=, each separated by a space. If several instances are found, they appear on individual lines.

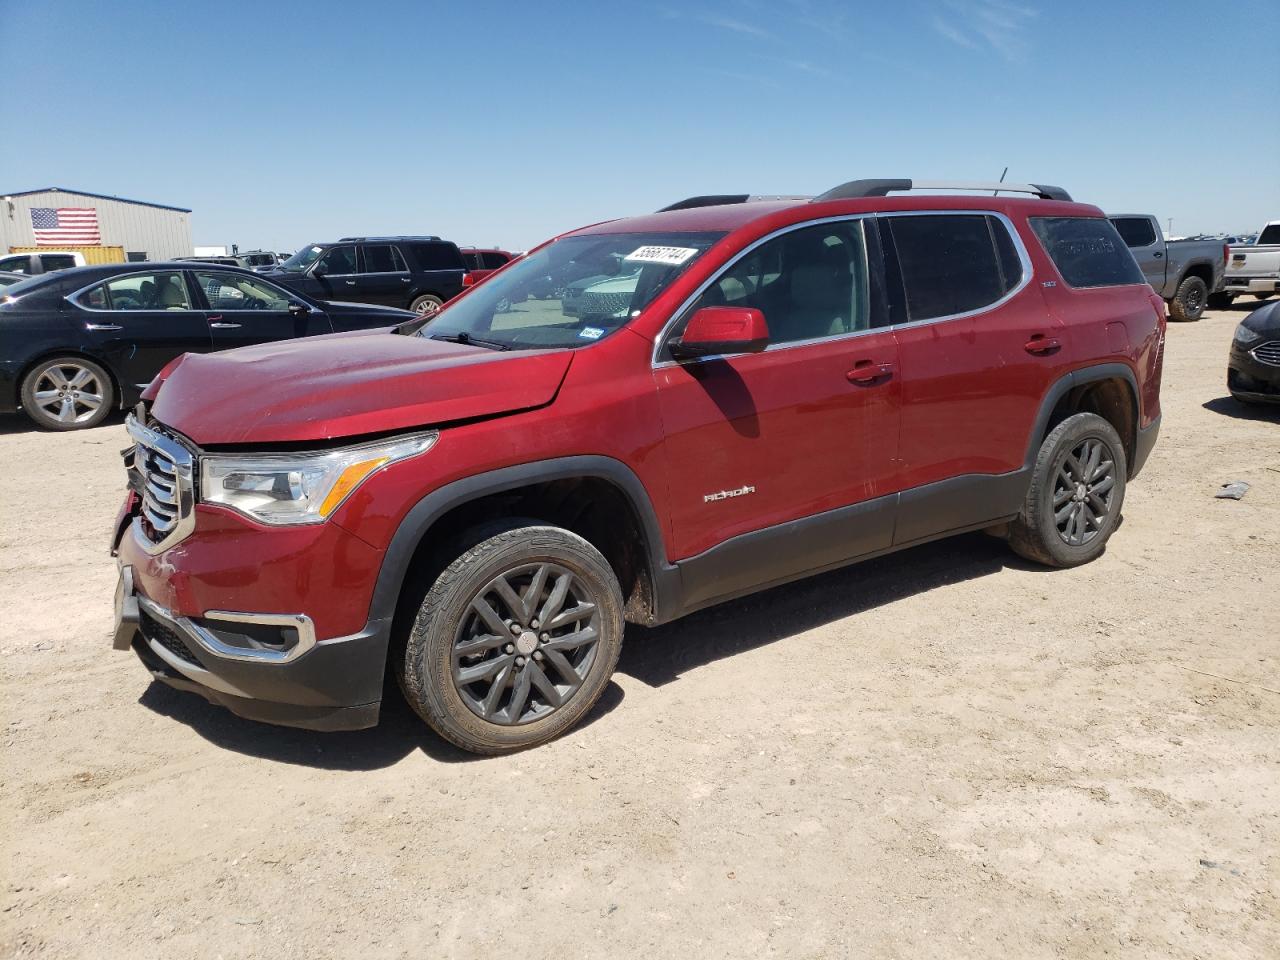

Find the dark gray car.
xmin=1109 ymin=214 xmax=1226 ymax=321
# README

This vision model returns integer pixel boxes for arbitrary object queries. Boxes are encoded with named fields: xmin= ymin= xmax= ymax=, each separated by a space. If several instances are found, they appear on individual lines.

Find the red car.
xmin=460 ymin=247 xmax=517 ymax=286
xmin=112 ymin=179 xmax=1164 ymax=753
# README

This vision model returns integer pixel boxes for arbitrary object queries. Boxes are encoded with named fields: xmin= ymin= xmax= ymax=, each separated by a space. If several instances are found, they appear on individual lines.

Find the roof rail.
xmin=657 ymin=194 xmax=810 ymax=212
xmin=815 ymin=179 xmax=1072 ymax=203
xmin=337 ymin=235 xmax=441 ymax=242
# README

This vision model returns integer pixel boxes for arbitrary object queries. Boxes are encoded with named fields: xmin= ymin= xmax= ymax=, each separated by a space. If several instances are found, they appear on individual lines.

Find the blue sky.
xmin=2 ymin=0 xmax=1276 ymax=252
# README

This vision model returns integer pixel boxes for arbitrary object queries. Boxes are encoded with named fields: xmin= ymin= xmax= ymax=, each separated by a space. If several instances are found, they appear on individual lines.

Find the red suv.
xmin=112 ymin=179 xmax=1165 ymax=754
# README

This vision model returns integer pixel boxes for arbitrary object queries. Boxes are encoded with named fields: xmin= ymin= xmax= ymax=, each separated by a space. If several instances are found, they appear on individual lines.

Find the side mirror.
xmin=288 ymin=302 xmax=311 ymax=316
xmin=669 ymin=306 xmax=769 ymax=360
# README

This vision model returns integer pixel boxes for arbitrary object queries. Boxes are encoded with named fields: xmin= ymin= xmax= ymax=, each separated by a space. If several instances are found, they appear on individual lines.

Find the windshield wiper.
xmin=429 ymin=331 xmax=511 ymax=351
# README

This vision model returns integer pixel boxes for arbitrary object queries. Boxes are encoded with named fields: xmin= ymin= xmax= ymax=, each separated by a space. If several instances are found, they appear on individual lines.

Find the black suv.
xmin=264 ymin=236 xmax=466 ymax=315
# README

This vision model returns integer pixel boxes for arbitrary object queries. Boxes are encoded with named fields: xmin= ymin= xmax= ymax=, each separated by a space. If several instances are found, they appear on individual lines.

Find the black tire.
xmin=1254 ymin=293 xmax=1274 ymax=302
xmin=20 ymin=356 xmax=114 ymax=431
xmin=398 ymin=522 xmax=624 ymax=754
xmin=1008 ymin=412 xmax=1127 ymax=568
xmin=1207 ymin=293 xmax=1235 ymax=310
xmin=1168 ymin=275 xmax=1208 ymax=321
xmin=1230 ymin=392 xmax=1259 ymax=407
xmin=409 ymin=294 xmax=444 ymax=317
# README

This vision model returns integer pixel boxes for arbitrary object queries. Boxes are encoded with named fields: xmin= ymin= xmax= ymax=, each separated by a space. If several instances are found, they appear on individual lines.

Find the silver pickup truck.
xmin=1109 ymin=214 xmax=1227 ymax=321
xmin=1221 ymin=221 xmax=1280 ymax=305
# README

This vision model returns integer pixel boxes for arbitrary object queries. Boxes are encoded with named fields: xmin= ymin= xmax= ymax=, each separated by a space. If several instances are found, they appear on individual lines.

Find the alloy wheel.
xmin=1053 ymin=437 xmax=1117 ymax=546
xmin=32 ymin=363 xmax=105 ymax=425
xmin=451 ymin=562 xmax=601 ymax=725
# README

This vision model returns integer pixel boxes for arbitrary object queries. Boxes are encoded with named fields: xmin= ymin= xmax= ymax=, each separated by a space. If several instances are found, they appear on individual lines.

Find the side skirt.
xmin=666 ymin=469 xmax=1028 ymax=621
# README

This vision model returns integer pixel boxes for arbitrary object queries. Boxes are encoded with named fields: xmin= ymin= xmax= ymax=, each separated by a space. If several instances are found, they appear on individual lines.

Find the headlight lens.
xmin=200 ymin=432 xmax=437 ymax=525
xmin=1234 ymin=324 xmax=1261 ymax=346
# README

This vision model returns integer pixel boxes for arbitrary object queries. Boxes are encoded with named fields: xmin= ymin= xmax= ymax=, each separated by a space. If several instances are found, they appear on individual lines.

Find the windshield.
xmin=419 ymin=231 xmax=724 ymax=349
xmin=277 ymin=244 xmax=325 ymax=272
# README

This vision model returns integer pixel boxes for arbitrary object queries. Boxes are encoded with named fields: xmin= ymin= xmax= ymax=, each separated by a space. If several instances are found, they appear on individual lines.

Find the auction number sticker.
xmin=623 ymin=245 xmax=700 ymax=266
xmin=578 ymin=326 xmax=605 ymax=340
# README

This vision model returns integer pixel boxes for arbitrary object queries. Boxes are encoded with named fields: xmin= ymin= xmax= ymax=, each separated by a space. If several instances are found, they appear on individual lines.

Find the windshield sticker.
xmin=578 ymin=326 xmax=605 ymax=340
xmin=623 ymin=245 xmax=700 ymax=266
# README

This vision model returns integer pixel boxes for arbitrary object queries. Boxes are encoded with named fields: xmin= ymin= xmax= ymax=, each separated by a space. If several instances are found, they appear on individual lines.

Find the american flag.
xmin=31 ymin=207 xmax=101 ymax=245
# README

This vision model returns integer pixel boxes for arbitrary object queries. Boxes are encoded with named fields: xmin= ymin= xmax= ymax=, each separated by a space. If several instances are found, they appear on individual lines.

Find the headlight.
xmin=1233 ymin=324 xmax=1261 ymax=346
xmin=200 ymin=432 xmax=437 ymax=525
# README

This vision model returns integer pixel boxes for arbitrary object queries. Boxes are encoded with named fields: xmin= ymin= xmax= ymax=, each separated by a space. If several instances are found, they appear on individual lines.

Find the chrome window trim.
xmin=66 ymin=269 xmax=198 ymax=313
xmin=651 ymin=209 xmax=1034 ymax=368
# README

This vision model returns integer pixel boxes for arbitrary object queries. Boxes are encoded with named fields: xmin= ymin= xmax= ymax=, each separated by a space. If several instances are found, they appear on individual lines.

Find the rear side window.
xmin=410 ymin=242 xmax=465 ymax=271
xmin=1111 ymin=217 xmax=1157 ymax=248
xmin=362 ymin=244 xmax=407 ymax=273
xmin=887 ymin=214 xmax=1015 ymax=321
xmin=42 ymin=254 xmax=78 ymax=270
xmin=1259 ymin=224 xmax=1280 ymax=245
xmin=461 ymin=252 xmax=482 ymax=270
xmin=1031 ymin=217 xmax=1145 ymax=288
xmin=481 ymin=251 xmax=510 ymax=269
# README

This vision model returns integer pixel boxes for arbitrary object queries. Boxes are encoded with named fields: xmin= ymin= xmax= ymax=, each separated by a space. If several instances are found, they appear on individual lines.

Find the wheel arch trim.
xmin=1025 ymin=362 xmax=1141 ymax=470
xmin=365 ymin=455 xmax=678 ymax=629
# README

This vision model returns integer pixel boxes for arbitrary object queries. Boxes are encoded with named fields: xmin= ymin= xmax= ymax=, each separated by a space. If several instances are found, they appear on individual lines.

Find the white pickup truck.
xmin=0 ymin=251 xmax=88 ymax=275
xmin=1220 ymin=221 xmax=1280 ymax=305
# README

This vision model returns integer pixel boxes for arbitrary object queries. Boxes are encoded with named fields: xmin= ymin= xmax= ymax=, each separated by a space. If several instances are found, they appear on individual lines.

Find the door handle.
xmin=401 ymin=276 xmax=411 ymax=282
xmin=1153 ymin=252 xmax=1163 ymax=258
xmin=209 ymin=322 xmax=242 ymax=329
xmin=345 ymin=280 xmax=357 ymax=285
xmin=1024 ymin=335 xmax=1061 ymax=356
xmin=846 ymin=360 xmax=895 ymax=385
xmin=85 ymin=323 xmax=124 ymax=331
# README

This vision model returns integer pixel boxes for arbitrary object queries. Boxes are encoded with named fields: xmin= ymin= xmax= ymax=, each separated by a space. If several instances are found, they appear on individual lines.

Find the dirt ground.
xmin=2 ymin=304 xmax=1277 ymax=959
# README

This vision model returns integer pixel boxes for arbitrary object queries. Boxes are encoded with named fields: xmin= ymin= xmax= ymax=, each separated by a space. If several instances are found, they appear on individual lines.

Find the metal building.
xmin=1 ymin=187 xmax=193 ymax=263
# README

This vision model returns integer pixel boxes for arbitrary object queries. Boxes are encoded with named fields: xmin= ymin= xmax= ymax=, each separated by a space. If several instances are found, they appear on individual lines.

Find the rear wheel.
xmin=1207 ymin=293 xmax=1235 ymax=310
xmin=398 ymin=523 xmax=624 ymax=754
xmin=410 ymin=294 xmax=443 ymax=317
xmin=1255 ymin=293 xmax=1274 ymax=302
xmin=1008 ymin=413 xmax=1127 ymax=568
xmin=1168 ymin=275 xmax=1208 ymax=321
xmin=20 ymin=357 xmax=114 ymax=431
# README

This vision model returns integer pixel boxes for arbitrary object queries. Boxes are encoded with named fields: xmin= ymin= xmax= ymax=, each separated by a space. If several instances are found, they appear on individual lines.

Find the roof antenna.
xmin=993 ymin=167 xmax=1008 ymax=197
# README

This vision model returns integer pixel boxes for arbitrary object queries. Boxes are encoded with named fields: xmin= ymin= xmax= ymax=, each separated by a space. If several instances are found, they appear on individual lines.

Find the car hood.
xmin=149 ymin=329 xmax=574 ymax=445
xmin=320 ymin=299 xmax=416 ymax=319
xmin=1241 ymin=299 xmax=1280 ymax=335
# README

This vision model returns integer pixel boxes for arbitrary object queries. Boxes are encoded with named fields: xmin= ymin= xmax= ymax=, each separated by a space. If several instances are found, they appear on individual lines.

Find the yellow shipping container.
xmin=8 ymin=245 xmax=126 ymax=264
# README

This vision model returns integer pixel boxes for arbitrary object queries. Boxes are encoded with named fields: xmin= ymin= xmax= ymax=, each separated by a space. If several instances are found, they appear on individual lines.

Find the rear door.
xmin=70 ymin=270 xmax=212 ymax=390
xmin=354 ymin=244 xmax=413 ymax=307
xmin=193 ymin=270 xmax=332 ymax=350
xmin=883 ymin=212 xmax=1069 ymax=540
xmin=655 ymin=217 xmax=901 ymax=587
xmin=1110 ymin=216 xmax=1166 ymax=293
xmin=408 ymin=241 xmax=467 ymax=301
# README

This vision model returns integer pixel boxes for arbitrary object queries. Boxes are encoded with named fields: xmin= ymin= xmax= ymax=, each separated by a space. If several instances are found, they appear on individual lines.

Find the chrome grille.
xmin=126 ymin=415 xmax=195 ymax=553
xmin=1253 ymin=341 xmax=1280 ymax=367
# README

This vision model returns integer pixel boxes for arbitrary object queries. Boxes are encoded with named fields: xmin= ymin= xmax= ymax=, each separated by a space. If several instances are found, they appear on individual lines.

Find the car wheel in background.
xmin=1207 ymin=293 xmax=1235 ymax=310
xmin=1168 ymin=275 xmax=1208 ymax=321
xmin=1008 ymin=412 xmax=1127 ymax=569
xmin=1255 ymin=293 xmax=1274 ymax=302
xmin=410 ymin=294 xmax=444 ymax=317
xmin=20 ymin=357 xmax=115 ymax=431
xmin=398 ymin=522 xmax=624 ymax=754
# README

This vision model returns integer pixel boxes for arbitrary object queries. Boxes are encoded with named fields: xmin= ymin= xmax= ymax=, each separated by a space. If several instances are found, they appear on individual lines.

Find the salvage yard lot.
xmin=1 ymin=307 xmax=1277 ymax=959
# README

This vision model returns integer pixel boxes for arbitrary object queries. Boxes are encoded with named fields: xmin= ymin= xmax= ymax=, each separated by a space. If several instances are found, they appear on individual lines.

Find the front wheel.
xmin=1207 ymin=292 xmax=1235 ymax=310
xmin=410 ymin=294 xmax=444 ymax=317
xmin=20 ymin=356 xmax=114 ymax=431
xmin=1168 ymin=275 xmax=1208 ymax=321
xmin=399 ymin=523 xmax=624 ymax=754
xmin=1008 ymin=412 xmax=1128 ymax=568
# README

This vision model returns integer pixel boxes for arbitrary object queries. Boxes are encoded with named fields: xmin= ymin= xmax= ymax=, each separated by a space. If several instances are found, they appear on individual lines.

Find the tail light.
xmin=1223 ymin=243 xmax=1230 ymax=266
xmin=462 ymin=272 xmax=476 ymax=288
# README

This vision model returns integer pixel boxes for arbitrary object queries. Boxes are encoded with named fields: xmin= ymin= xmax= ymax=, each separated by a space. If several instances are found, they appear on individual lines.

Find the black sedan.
xmin=1229 ymin=300 xmax=1280 ymax=405
xmin=0 ymin=262 xmax=415 ymax=430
